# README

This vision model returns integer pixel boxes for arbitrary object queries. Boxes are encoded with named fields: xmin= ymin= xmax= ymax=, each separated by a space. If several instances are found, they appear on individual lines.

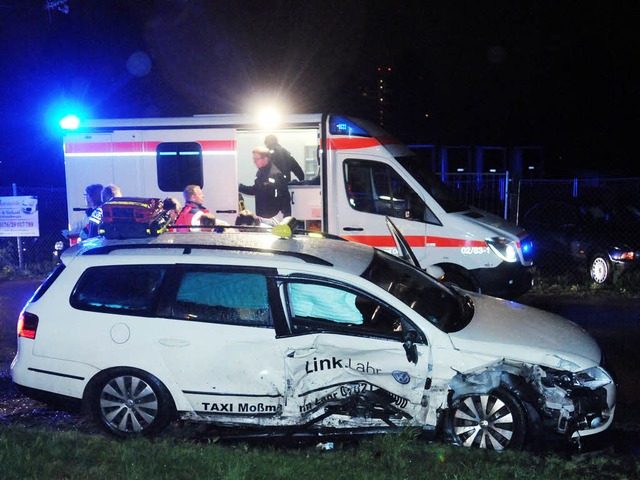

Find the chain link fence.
xmin=0 ymin=185 xmax=68 ymax=273
xmin=442 ymin=175 xmax=640 ymax=286
xmin=439 ymin=173 xmax=510 ymax=218
xmin=514 ymin=178 xmax=640 ymax=284
xmin=3 ymin=178 xmax=639 ymax=288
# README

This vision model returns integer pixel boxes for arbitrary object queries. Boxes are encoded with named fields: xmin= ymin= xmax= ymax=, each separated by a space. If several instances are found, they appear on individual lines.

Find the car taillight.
xmin=17 ymin=312 xmax=39 ymax=339
xmin=619 ymin=251 xmax=635 ymax=261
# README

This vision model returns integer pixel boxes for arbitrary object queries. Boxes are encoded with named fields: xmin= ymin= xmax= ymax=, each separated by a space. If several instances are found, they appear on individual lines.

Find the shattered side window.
xmin=172 ymin=270 xmax=272 ymax=327
xmin=286 ymin=281 xmax=404 ymax=340
xmin=71 ymin=266 xmax=166 ymax=316
xmin=362 ymin=250 xmax=466 ymax=333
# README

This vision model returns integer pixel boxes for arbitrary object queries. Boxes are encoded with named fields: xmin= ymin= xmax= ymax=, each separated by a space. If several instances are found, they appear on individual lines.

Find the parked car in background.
xmin=521 ymin=201 xmax=640 ymax=283
xmin=11 ymin=217 xmax=615 ymax=450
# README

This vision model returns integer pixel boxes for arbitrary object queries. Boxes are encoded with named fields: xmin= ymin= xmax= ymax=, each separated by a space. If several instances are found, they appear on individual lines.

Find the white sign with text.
xmin=0 ymin=196 xmax=40 ymax=237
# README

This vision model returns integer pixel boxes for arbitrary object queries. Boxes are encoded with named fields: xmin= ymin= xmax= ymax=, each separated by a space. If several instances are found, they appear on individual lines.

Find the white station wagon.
xmin=11 ymin=223 xmax=615 ymax=450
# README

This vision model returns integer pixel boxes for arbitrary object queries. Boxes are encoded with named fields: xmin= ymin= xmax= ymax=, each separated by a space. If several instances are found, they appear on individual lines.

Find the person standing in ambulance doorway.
xmin=239 ymin=147 xmax=290 ymax=219
xmin=175 ymin=185 xmax=210 ymax=230
xmin=265 ymin=134 xmax=305 ymax=183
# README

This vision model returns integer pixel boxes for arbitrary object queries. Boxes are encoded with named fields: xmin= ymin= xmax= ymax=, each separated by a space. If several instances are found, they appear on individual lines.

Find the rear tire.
xmin=590 ymin=254 xmax=611 ymax=284
xmin=447 ymin=388 xmax=527 ymax=450
xmin=87 ymin=368 xmax=175 ymax=438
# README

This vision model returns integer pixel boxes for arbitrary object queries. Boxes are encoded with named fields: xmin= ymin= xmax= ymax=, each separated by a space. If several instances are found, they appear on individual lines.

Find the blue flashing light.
xmin=521 ymin=240 xmax=534 ymax=262
xmin=328 ymin=116 xmax=369 ymax=136
xmin=59 ymin=114 xmax=80 ymax=130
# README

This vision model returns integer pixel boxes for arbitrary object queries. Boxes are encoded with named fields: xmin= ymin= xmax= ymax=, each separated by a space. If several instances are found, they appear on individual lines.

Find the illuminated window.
xmin=156 ymin=142 xmax=203 ymax=191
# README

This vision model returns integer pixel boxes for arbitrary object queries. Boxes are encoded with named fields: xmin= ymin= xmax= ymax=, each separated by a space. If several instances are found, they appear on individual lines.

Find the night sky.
xmin=1 ymin=0 xmax=639 ymax=187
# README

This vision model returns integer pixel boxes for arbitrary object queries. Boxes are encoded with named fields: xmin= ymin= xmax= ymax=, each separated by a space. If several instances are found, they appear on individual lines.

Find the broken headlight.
xmin=541 ymin=366 xmax=612 ymax=390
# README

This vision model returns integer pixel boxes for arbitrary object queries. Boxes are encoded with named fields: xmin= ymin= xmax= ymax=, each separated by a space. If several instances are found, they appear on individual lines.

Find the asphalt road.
xmin=1 ymin=277 xmax=638 ymax=455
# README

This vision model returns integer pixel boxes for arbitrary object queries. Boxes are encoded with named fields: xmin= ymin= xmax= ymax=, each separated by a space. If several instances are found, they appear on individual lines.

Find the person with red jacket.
xmin=175 ymin=185 xmax=209 ymax=231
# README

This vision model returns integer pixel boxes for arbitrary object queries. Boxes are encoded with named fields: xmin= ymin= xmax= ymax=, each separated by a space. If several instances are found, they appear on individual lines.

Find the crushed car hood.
xmin=448 ymin=293 xmax=601 ymax=370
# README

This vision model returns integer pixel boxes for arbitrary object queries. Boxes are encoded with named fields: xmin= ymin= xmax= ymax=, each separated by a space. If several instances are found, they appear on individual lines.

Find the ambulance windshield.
xmin=396 ymin=157 xmax=469 ymax=213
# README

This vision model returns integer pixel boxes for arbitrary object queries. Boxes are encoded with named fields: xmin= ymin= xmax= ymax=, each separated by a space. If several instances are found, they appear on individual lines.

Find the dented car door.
xmin=276 ymin=279 xmax=431 ymax=429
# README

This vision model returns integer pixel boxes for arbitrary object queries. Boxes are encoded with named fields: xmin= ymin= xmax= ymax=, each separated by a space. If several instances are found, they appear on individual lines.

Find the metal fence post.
xmin=515 ymin=179 xmax=522 ymax=225
xmin=503 ymin=171 xmax=509 ymax=220
xmin=12 ymin=183 xmax=24 ymax=270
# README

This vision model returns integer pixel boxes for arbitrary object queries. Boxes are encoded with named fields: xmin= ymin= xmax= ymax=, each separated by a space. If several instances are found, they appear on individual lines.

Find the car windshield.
xmin=395 ymin=156 xmax=469 ymax=213
xmin=361 ymin=249 xmax=471 ymax=333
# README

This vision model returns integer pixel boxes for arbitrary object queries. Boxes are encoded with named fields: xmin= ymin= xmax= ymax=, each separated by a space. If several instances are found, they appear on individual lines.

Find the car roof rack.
xmin=81 ymin=242 xmax=334 ymax=266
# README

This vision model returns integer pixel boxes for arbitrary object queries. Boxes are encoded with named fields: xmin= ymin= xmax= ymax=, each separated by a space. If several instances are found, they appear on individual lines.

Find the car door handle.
xmin=158 ymin=338 xmax=190 ymax=347
xmin=343 ymin=227 xmax=364 ymax=231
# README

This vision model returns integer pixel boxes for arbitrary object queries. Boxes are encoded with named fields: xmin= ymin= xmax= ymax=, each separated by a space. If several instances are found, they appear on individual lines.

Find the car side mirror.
xmin=403 ymin=330 xmax=418 ymax=365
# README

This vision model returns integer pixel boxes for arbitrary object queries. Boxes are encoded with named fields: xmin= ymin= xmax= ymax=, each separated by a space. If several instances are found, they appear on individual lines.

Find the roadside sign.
xmin=0 ymin=196 xmax=40 ymax=237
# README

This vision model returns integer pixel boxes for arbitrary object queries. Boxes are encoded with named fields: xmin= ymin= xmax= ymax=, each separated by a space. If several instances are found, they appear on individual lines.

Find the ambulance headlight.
xmin=486 ymin=237 xmax=518 ymax=262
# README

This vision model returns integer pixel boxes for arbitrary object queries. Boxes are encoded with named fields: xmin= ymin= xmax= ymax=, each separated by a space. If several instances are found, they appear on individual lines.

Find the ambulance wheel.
xmin=87 ymin=368 xmax=175 ymax=438
xmin=442 ymin=269 xmax=478 ymax=292
xmin=447 ymin=388 xmax=527 ymax=450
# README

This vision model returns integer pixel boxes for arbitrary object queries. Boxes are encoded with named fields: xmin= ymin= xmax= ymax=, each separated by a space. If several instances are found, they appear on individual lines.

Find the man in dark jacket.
xmin=239 ymin=147 xmax=290 ymax=218
xmin=265 ymin=134 xmax=305 ymax=182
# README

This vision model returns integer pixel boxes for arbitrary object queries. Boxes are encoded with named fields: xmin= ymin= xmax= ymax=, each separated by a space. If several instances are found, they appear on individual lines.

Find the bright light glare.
xmin=258 ymin=107 xmax=281 ymax=129
xmin=59 ymin=114 xmax=80 ymax=130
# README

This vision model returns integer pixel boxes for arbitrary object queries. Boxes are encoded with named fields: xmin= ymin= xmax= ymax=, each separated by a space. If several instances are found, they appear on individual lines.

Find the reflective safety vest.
xmin=175 ymin=202 xmax=210 ymax=231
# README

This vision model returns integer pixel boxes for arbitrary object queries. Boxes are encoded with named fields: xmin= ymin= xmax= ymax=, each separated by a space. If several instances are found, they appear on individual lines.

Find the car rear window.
xmin=172 ymin=271 xmax=272 ymax=327
xmin=70 ymin=266 xmax=166 ymax=315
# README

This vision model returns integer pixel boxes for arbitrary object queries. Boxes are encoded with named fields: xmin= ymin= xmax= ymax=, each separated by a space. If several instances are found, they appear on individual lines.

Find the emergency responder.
xmin=239 ymin=147 xmax=290 ymax=219
xmin=265 ymin=134 xmax=304 ymax=182
xmin=175 ymin=185 xmax=210 ymax=230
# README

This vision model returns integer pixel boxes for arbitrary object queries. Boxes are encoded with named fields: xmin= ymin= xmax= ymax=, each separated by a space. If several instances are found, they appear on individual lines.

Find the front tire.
xmin=87 ymin=368 xmax=175 ymax=438
xmin=442 ymin=269 xmax=479 ymax=292
xmin=590 ymin=254 xmax=611 ymax=284
xmin=447 ymin=388 xmax=527 ymax=450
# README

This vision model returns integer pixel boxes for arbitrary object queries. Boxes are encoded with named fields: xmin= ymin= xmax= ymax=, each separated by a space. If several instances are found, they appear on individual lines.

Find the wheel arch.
xmin=83 ymin=366 xmax=179 ymax=437
xmin=437 ymin=263 xmax=480 ymax=292
xmin=441 ymin=370 xmax=543 ymax=449
xmin=83 ymin=366 xmax=178 ymax=411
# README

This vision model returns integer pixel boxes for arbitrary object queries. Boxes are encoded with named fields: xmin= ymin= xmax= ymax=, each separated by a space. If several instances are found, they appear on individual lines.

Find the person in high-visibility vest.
xmin=175 ymin=185 xmax=210 ymax=231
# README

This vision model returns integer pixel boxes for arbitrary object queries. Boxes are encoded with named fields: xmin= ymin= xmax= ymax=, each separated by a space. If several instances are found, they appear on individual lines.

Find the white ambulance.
xmin=62 ymin=113 xmax=533 ymax=297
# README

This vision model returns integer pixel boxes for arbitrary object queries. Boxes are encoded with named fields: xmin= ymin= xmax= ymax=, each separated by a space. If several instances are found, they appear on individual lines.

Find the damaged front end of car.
xmin=532 ymin=364 xmax=615 ymax=438
xmin=444 ymin=359 xmax=616 ymax=450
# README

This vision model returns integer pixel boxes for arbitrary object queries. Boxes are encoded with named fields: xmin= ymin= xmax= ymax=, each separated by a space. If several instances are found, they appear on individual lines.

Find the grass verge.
xmin=529 ymin=269 xmax=640 ymax=297
xmin=0 ymin=427 xmax=638 ymax=480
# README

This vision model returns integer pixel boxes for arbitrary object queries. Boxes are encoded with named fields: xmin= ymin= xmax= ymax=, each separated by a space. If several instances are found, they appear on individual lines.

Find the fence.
xmin=2 ymin=178 xmax=639 ymax=285
xmin=515 ymin=177 xmax=640 ymax=225
xmin=442 ymin=174 xmax=640 ymax=284
xmin=0 ymin=185 xmax=68 ymax=271
xmin=439 ymin=172 xmax=510 ymax=218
